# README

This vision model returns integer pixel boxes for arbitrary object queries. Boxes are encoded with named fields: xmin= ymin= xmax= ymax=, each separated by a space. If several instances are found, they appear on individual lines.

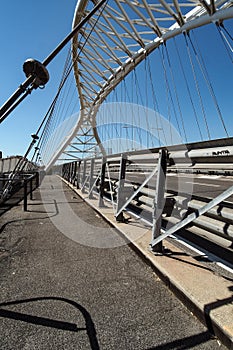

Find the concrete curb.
xmin=61 ymin=177 xmax=233 ymax=349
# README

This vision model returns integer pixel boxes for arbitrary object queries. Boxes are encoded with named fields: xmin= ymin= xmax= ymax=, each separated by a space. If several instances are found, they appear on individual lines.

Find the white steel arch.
xmin=45 ymin=0 xmax=233 ymax=170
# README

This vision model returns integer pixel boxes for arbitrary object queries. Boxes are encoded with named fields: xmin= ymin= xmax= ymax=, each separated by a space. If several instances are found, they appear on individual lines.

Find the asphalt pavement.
xmin=0 ymin=175 xmax=229 ymax=349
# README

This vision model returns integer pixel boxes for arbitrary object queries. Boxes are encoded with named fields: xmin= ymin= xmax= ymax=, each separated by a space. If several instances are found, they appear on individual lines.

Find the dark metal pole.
xmin=30 ymin=177 xmax=33 ymax=200
xmin=81 ymin=160 xmax=87 ymax=193
xmin=0 ymin=86 xmax=33 ymax=124
xmin=0 ymin=0 xmax=107 ymax=123
xmin=42 ymin=0 xmax=107 ymax=67
xmin=36 ymin=172 xmax=40 ymax=187
xmin=73 ymin=161 xmax=77 ymax=185
xmin=89 ymin=158 xmax=95 ymax=199
xmin=77 ymin=161 xmax=81 ymax=189
xmin=23 ymin=180 xmax=28 ymax=211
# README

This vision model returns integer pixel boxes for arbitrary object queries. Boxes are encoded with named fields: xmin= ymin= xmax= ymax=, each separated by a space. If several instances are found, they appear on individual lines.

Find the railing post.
xmin=30 ymin=177 xmax=33 ymax=200
xmin=63 ymin=164 xmax=67 ymax=179
xmin=0 ymin=174 xmax=5 ymax=193
xmin=116 ymin=154 xmax=127 ymax=222
xmin=89 ymin=158 xmax=95 ymax=199
xmin=73 ymin=161 xmax=77 ymax=185
xmin=69 ymin=162 xmax=73 ymax=183
xmin=65 ymin=163 xmax=68 ymax=180
xmin=77 ymin=161 xmax=81 ymax=189
xmin=151 ymin=149 xmax=167 ymax=253
xmin=23 ymin=179 xmax=28 ymax=211
xmin=36 ymin=172 xmax=39 ymax=187
xmin=98 ymin=157 xmax=106 ymax=207
xmin=81 ymin=160 xmax=87 ymax=193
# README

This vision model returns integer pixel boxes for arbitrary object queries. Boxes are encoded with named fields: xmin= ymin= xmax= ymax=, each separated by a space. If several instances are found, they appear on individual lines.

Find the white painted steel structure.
xmin=45 ymin=0 xmax=233 ymax=170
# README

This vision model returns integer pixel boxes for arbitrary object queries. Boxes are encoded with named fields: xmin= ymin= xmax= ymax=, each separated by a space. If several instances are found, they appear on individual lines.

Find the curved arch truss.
xmin=45 ymin=0 xmax=233 ymax=170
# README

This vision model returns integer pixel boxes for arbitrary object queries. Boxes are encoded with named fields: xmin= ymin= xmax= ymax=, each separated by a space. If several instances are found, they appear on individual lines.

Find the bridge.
xmin=0 ymin=0 xmax=233 ymax=348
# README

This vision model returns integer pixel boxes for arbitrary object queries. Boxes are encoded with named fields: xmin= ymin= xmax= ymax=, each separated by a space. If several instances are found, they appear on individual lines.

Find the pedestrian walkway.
xmin=0 ymin=175 xmax=230 ymax=349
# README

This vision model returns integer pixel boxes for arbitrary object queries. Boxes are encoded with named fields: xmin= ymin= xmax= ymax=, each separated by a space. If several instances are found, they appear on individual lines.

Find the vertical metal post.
xmin=67 ymin=163 xmax=70 ymax=181
xmin=77 ymin=161 xmax=81 ymax=189
xmin=63 ymin=164 xmax=67 ymax=179
xmin=36 ymin=172 xmax=40 ymax=187
xmin=81 ymin=160 xmax=87 ymax=193
xmin=73 ymin=161 xmax=77 ymax=185
xmin=69 ymin=162 xmax=72 ymax=182
xmin=98 ymin=157 xmax=106 ymax=207
xmin=65 ymin=164 xmax=68 ymax=180
xmin=23 ymin=179 xmax=28 ymax=211
xmin=116 ymin=154 xmax=127 ymax=222
xmin=30 ymin=177 xmax=33 ymax=200
xmin=0 ymin=175 xmax=3 ymax=193
xmin=0 ymin=174 xmax=6 ymax=193
xmin=151 ymin=149 xmax=167 ymax=253
xmin=70 ymin=162 xmax=73 ymax=182
xmin=89 ymin=158 xmax=95 ymax=199
xmin=65 ymin=164 xmax=68 ymax=179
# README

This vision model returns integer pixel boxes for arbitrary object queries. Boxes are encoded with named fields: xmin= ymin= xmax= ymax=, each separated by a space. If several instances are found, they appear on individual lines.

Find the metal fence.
xmin=0 ymin=172 xmax=40 ymax=212
xmin=61 ymin=139 xmax=233 ymax=254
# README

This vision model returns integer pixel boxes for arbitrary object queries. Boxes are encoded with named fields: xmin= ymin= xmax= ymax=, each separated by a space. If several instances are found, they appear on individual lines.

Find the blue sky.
xmin=0 ymin=0 xmax=77 ymax=157
xmin=0 ymin=1 xmax=232 ymax=158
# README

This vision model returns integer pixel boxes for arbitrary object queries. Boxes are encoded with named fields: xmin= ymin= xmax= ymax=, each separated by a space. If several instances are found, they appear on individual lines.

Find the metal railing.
xmin=0 ymin=171 xmax=40 ymax=212
xmin=61 ymin=139 xmax=233 ymax=258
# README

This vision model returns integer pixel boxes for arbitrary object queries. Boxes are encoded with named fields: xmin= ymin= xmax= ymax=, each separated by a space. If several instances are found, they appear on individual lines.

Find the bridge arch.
xmin=43 ymin=0 xmax=233 ymax=170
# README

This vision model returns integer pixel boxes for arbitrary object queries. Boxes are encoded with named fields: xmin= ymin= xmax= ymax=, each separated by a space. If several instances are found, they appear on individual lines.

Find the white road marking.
xmin=185 ymin=181 xmax=220 ymax=187
xmin=197 ymin=175 xmax=221 ymax=179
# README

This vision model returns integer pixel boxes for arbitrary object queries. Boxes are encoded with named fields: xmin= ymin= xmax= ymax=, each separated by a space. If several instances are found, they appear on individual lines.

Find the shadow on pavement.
xmin=0 ymin=296 xmax=100 ymax=350
xmin=145 ymin=330 xmax=214 ymax=349
xmin=0 ymin=190 xmax=24 ymax=217
xmin=0 ymin=199 xmax=59 ymax=235
xmin=204 ymin=286 xmax=233 ymax=335
xmin=161 ymin=251 xmax=233 ymax=283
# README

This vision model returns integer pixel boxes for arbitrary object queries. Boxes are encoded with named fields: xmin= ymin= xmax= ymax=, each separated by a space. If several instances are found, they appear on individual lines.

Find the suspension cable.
xmin=164 ymin=43 xmax=188 ymax=143
xmin=159 ymin=45 xmax=176 ymax=144
xmin=38 ymin=0 xmax=109 ymax=163
xmin=184 ymin=33 xmax=211 ymax=140
xmin=147 ymin=55 xmax=165 ymax=147
xmin=188 ymin=31 xmax=229 ymax=137
xmin=216 ymin=23 xmax=233 ymax=63
xmin=0 ymin=1 xmax=110 ymax=200
xmin=173 ymin=37 xmax=203 ymax=141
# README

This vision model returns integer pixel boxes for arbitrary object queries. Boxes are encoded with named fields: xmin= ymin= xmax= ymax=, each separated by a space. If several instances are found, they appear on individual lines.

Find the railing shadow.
xmin=0 ymin=189 xmax=25 ymax=217
xmin=160 ymin=251 xmax=233 ymax=283
xmin=0 ymin=296 xmax=100 ymax=350
xmin=145 ymin=330 xmax=213 ymax=349
xmin=204 ymin=286 xmax=233 ymax=334
xmin=0 ymin=199 xmax=59 ymax=235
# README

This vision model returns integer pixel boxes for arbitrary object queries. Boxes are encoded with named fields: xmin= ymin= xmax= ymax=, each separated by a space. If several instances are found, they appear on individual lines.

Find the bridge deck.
xmin=0 ymin=175 xmax=231 ymax=349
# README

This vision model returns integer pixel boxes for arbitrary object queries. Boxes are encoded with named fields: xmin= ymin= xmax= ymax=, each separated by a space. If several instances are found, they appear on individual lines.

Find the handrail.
xmin=0 ymin=172 xmax=39 ymax=211
xmin=61 ymin=142 xmax=233 ymax=259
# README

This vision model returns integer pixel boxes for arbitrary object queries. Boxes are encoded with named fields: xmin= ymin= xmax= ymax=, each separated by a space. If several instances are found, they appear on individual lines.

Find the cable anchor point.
xmin=23 ymin=59 xmax=50 ymax=89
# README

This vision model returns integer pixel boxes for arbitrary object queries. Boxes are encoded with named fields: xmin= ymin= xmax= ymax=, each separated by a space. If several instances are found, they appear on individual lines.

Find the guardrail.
xmin=22 ymin=173 xmax=40 ymax=211
xmin=61 ymin=139 xmax=233 ymax=258
xmin=0 ymin=172 xmax=40 ymax=212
